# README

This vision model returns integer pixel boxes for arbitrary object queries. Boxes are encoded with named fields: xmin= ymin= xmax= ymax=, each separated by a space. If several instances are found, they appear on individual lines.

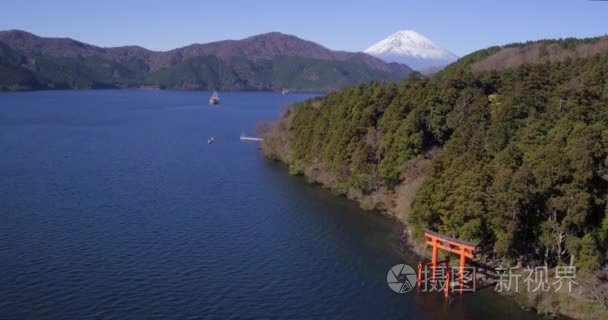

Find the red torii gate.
xmin=419 ymin=228 xmax=478 ymax=294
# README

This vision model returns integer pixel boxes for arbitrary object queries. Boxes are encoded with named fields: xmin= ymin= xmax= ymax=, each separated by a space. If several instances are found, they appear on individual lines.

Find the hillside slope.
xmin=442 ymin=36 xmax=608 ymax=74
xmin=0 ymin=42 xmax=40 ymax=90
xmin=0 ymin=30 xmax=412 ymax=91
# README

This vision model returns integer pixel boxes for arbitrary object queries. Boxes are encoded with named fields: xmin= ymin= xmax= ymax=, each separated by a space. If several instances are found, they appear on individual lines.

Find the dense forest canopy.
xmin=262 ymin=39 xmax=608 ymax=271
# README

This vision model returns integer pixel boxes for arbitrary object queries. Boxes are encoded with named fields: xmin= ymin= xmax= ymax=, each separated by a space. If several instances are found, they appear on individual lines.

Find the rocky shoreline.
xmin=260 ymin=149 xmax=605 ymax=319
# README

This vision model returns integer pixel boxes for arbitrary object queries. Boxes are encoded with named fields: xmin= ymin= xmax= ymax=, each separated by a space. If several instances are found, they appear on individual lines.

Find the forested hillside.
xmin=0 ymin=30 xmax=411 ymax=92
xmin=261 ymin=38 xmax=608 ymax=274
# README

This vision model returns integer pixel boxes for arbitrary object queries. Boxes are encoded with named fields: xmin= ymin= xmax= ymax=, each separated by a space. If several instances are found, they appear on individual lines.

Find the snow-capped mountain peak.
xmin=364 ymin=30 xmax=458 ymax=71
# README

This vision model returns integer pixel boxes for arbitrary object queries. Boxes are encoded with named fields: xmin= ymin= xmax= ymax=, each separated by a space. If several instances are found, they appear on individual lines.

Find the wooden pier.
xmin=240 ymin=134 xmax=263 ymax=141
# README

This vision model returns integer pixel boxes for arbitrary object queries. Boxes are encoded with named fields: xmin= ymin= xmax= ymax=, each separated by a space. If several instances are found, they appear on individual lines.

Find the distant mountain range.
xmin=0 ymin=30 xmax=413 ymax=92
xmin=364 ymin=30 xmax=458 ymax=72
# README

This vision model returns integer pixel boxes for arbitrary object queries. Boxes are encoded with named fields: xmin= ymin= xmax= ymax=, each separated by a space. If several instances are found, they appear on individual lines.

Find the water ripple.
xmin=0 ymin=91 xmax=542 ymax=320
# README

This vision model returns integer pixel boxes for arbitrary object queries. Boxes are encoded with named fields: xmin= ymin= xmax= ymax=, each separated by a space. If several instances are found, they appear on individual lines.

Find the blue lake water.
xmin=0 ymin=90 xmax=542 ymax=319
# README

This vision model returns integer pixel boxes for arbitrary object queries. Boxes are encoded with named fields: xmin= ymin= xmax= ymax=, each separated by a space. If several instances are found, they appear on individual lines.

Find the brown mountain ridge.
xmin=0 ymin=30 xmax=413 ymax=91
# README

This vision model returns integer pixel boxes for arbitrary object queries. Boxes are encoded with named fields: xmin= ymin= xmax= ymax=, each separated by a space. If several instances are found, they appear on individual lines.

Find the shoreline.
xmin=262 ymin=156 xmax=602 ymax=320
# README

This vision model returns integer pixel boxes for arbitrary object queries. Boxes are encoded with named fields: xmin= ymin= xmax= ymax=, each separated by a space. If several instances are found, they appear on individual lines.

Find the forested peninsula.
xmin=261 ymin=37 xmax=608 ymax=318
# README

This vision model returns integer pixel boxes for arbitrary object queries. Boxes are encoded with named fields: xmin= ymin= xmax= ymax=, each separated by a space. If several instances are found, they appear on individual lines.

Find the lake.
xmin=0 ymin=90 xmax=542 ymax=319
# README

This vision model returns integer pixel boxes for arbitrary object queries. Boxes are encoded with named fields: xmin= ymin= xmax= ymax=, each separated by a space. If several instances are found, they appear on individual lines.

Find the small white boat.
xmin=208 ymin=137 xmax=215 ymax=144
xmin=209 ymin=91 xmax=220 ymax=105
xmin=281 ymin=89 xmax=289 ymax=95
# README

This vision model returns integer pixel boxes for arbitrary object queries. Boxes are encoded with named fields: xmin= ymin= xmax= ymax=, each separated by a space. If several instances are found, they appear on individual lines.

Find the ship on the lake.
xmin=209 ymin=91 xmax=220 ymax=105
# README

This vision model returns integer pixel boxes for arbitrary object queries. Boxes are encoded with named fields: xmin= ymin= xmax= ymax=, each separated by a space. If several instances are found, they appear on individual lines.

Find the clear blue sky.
xmin=1 ymin=0 xmax=606 ymax=56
